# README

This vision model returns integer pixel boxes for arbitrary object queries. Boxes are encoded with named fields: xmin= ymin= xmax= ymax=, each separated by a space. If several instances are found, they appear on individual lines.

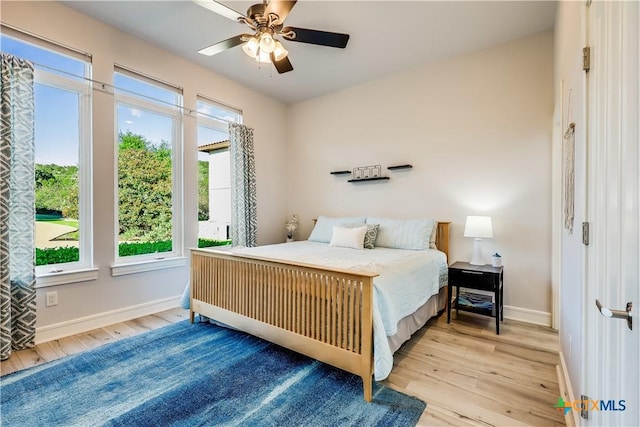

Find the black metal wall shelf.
xmin=331 ymin=164 xmax=411 ymax=181
xmin=347 ymin=176 xmax=390 ymax=183
xmin=387 ymin=164 xmax=413 ymax=170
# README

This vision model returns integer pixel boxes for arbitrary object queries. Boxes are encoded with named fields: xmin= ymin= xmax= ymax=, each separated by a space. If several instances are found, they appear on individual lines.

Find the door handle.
xmin=595 ymin=299 xmax=633 ymax=331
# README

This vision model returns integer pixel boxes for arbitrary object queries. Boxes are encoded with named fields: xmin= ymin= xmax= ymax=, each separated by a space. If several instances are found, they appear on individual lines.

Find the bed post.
xmin=361 ymin=275 xmax=374 ymax=402
xmin=436 ymin=222 xmax=451 ymax=262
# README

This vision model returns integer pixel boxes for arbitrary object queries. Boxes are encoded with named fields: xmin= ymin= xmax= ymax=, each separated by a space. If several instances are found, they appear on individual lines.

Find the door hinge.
xmin=581 ymin=394 xmax=589 ymax=419
xmin=582 ymin=222 xmax=590 ymax=246
xmin=583 ymin=47 xmax=591 ymax=71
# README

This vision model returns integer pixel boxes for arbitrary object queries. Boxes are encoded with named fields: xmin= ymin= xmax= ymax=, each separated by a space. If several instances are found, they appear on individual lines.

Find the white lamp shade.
xmin=243 ymin=38 xmax=271 ymax=64
xmin=259 ymin=32 xmax=276 ymax=53
xmin=464 ymin=216 xmax=493 ymax=238
xmin=242 ymin=37 xmax=259 ymax=57
xmin=273 ymin=41 xmax=288 ymax=61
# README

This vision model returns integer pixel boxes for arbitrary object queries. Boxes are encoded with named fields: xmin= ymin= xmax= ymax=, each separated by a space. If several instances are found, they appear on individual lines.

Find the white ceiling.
xmin=62 ymin=0 xmax=557 ymax=104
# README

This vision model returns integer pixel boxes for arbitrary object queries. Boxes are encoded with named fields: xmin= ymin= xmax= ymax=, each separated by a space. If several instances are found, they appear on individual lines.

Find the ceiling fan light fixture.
xmin=273 ymin=41 xmax=288 ymax=61
xmin=242 ymin=36 xmax=271 ymax=64
xmin=242 ymin=37 xmax=260 ymax=58
xmin=258 ymin=31 xmax=276 ymax=53
xmin=255 ymin=49 xmax=272 ymax=64
xmin=242 ymin=36 xmax=259 ymax=57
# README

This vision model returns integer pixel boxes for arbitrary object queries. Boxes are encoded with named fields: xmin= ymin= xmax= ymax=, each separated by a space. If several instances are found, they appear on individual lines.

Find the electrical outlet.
xmin=45 ymin=291 xmax=58 ymax=307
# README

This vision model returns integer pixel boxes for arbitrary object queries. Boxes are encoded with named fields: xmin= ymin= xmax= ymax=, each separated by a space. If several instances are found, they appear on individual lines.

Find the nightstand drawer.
xmin=449 ymin=268 xmax=496 ymax=291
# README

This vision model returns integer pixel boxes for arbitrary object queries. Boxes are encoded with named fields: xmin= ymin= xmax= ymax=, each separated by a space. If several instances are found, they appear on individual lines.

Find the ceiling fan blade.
xmin=265 ymin=1 xmax=297 ymax=25
xmin=193 ymin=0 xmax=245 ymax=22
xmin=271 ymin=53 xmax=294 ymax=74
xmin=198 ymin=34 xmax=247 ymax=56
xmin=281 ymin=27 xmax=350 ymax=48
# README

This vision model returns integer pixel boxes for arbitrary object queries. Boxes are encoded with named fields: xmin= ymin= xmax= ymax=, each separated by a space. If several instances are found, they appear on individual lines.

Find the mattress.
xmin=231 ymin=241 xmax=448 ymax=380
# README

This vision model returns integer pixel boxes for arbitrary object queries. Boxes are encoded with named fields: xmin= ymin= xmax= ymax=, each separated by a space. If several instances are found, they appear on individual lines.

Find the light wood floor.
xmin=1 ymin=308 xmax=563 ymax=426
xmin=385 ymin=313 xmax=564 ymax=426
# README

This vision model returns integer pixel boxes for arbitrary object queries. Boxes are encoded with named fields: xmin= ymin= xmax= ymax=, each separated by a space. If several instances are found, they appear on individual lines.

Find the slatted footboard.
xmin=190 ymin=249 xmax=379 ymax=401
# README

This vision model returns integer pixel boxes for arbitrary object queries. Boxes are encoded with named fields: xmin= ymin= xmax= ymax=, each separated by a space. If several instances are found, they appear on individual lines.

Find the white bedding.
xmin=231 ymin=241 xmax=448 ymax=380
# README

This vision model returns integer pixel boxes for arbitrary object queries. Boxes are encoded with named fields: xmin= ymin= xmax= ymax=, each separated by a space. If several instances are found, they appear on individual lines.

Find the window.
xmin=196 ymin=98 xmax=241 ymax=245
xmin=114 ymin=69 xmax=183 ymax=264
xmin=1 ymin=31 xmax=94 ymax=283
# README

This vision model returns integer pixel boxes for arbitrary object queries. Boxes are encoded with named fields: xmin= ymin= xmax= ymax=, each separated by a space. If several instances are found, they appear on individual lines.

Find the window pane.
xmin=117 ymin=104 xmax=174 ymax=256
xmin=1 ymin=34 xmax=86 ymax=82
xmin=196 ymin=100 xmax=241 ymax=123
xmin=35 ymin=84 xmax=81 ymax=266
xmin=198 ymin=126 xmax=228 ymax=158
xmin=196 ymin=99 xmax=239 ymax=246
xmin=115 ymin=72 xmax=178 ymax=106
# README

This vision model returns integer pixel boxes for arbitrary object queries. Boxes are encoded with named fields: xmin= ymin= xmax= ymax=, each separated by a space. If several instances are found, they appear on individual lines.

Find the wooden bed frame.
xmin=190 ymin=221 xmax=450 ymax=402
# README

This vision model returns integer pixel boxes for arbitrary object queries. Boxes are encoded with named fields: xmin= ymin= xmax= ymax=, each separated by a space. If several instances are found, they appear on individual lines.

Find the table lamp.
xmin=464 ymin=216 xmax=493 ymax=265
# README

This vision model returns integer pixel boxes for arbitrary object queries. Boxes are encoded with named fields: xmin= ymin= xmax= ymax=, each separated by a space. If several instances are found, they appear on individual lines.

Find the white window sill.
xmin=36 ymin=268 xmax=99 ymax=288
xmin=111 ymin=257 xmax=187 ymax=277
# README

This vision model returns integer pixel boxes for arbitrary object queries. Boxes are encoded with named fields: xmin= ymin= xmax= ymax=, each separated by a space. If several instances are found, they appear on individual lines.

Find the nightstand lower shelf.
xmin=447 ymin=261 xmax=504 ymax=334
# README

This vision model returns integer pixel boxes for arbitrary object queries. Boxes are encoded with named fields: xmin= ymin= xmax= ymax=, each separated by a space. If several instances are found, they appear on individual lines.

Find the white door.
xmin=584 ymin=1 xmax=639 ymax=426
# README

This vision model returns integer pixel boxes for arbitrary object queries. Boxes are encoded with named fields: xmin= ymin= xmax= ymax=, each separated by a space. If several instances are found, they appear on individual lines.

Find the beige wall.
xmin=2 ymin=1 xmax=288 ymax=330
xmin=287 ymin=31 xmax=554 ymax=316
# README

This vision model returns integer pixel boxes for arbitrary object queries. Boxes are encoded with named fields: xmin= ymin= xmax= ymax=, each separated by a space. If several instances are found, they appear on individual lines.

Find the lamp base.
xmin=469 ymin=237 xmax=485 ymax=265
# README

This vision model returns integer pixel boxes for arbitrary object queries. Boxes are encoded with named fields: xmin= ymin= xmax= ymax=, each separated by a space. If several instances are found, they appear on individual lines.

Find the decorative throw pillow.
xmin=329 ymin=225 xmax=367 ymax=249
xmin=345 ymin=223 xmax=379 ymax=249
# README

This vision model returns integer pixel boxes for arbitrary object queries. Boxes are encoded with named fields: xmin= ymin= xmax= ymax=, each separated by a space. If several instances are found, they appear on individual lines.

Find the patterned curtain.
xmin=228 ymin=123 xmax=257 ymax=247
xmin=1 ymin=53 xmax=36 ymax=360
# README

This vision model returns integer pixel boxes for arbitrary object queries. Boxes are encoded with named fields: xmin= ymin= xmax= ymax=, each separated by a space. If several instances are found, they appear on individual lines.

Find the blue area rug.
xmin=1 ymin=320 xmax=426 ymax=426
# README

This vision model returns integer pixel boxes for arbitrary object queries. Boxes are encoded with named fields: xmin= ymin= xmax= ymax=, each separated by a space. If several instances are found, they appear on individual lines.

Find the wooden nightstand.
xmin=447 ymin=261 xmax=504 ymax=334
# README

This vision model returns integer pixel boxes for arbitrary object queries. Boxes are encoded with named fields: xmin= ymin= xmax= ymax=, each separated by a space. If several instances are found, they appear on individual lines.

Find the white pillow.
xmin=345 ymin=223 xmax=379 ymax=249
xmin=366 ymin=217 xmax=436 ymax=250
xmin=329 ymin=225 xmax=367 ymax=249
xmin=308 ymin=215 xmax=367 ymax=243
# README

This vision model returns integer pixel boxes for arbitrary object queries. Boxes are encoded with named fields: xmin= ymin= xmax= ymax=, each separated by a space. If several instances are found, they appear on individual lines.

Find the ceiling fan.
xmin=194 ymin=0 xmax=350 ymax=74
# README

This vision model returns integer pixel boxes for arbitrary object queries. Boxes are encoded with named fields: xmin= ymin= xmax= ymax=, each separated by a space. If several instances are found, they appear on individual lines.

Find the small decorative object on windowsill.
xmin=285 ymin=214 xmax=298 ymax=242
xmin=491 ymin=253 xmax=502 ymax=267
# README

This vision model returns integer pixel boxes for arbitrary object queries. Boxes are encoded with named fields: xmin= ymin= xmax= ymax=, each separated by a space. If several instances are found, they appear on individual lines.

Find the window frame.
xmin=112 ymin=73 xmax=184 ymax=272
xmin=13 ymin=46 xmax=97 ymax=287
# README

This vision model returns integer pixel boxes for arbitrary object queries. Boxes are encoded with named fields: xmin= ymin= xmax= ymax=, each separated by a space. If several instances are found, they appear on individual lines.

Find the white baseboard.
xmin=504 ymin=305 xmax=552 ymax=327
xmin=558 ymin=351 xmax=580 ymax=427
xmin=35 ymin=298 xmax=550 ymax=342
xmin=35 ymin=296 xmax=182 ymax=344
